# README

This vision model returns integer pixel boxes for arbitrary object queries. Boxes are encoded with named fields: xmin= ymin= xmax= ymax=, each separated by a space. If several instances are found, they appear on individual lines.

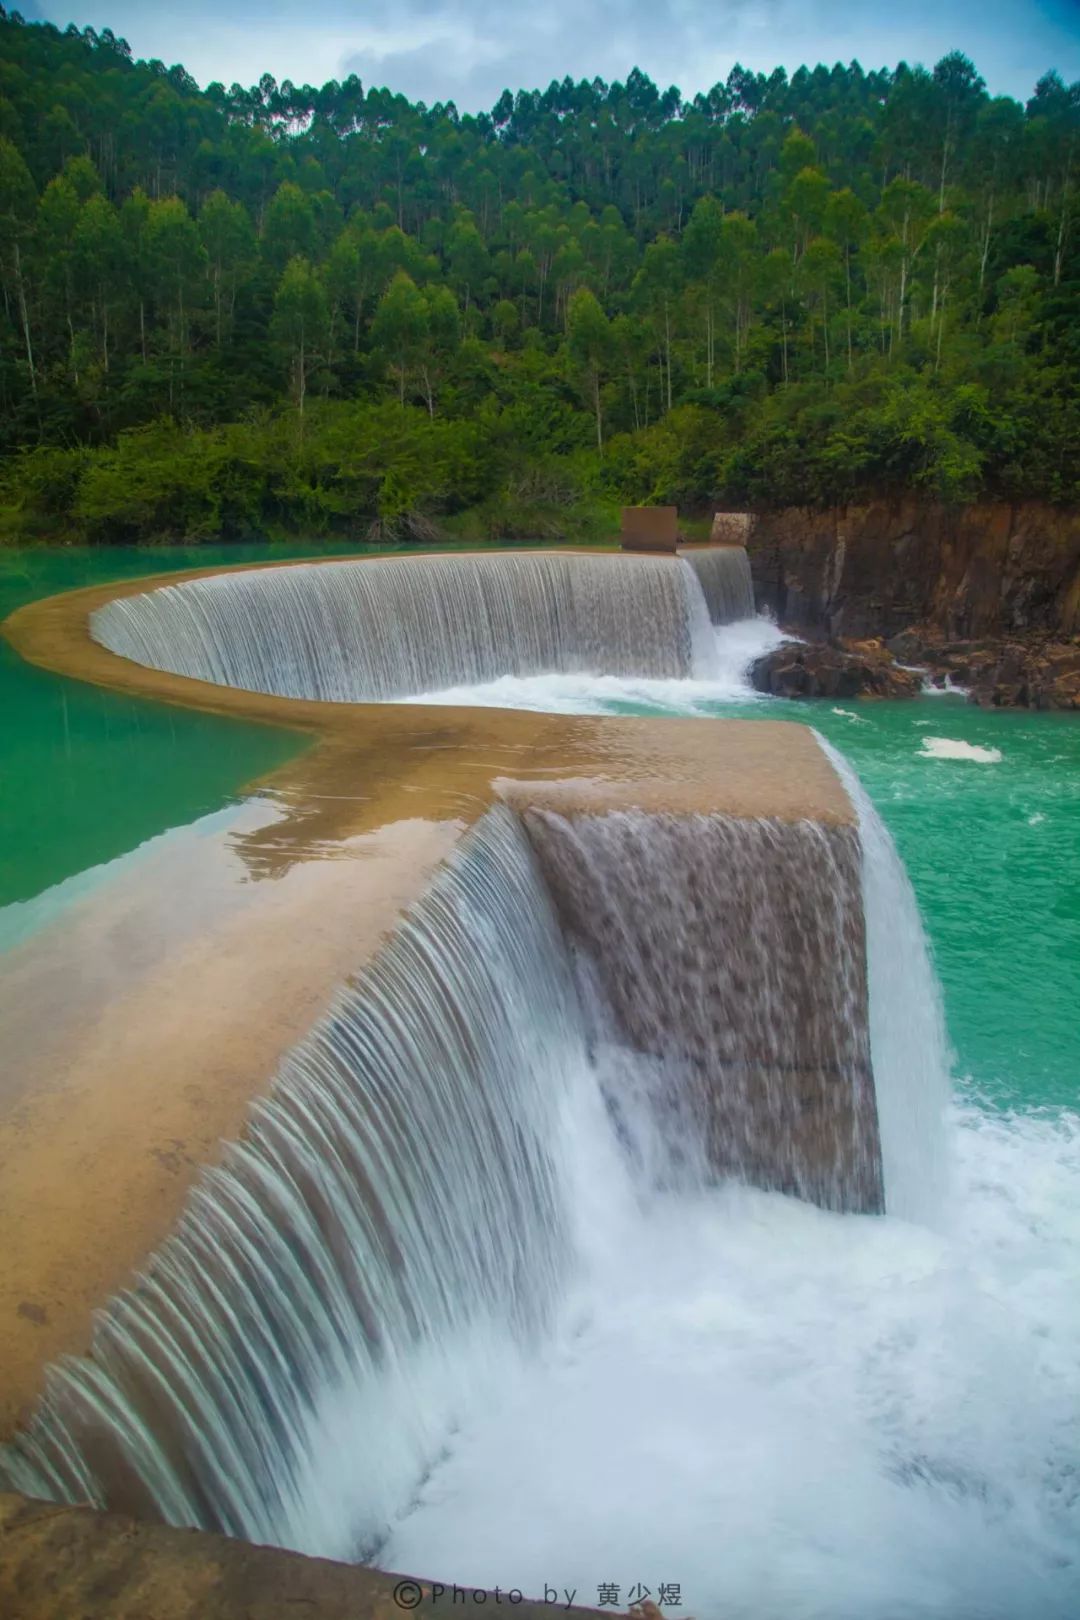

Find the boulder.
xmin=893 ymin=623 xmax=1080 ymax=708
xmin=751 ymin=638 xmax=922 ymax=700
xmin=967 ymin=640 xmax=1080 ymax=709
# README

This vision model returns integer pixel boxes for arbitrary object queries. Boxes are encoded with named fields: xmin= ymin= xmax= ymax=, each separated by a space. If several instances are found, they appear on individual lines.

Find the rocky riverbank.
xmin=749 ymin=629 xmax=1080 ymax=708
xmin=889 ymin=628 xmax=1080 ymax=710
xmin=740 ymin=500 xmax=1080 ymax=708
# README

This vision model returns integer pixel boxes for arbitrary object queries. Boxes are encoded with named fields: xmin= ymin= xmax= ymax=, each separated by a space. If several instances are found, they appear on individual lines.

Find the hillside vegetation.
xmin=0 ymin=8 xmax=1078 ymax=541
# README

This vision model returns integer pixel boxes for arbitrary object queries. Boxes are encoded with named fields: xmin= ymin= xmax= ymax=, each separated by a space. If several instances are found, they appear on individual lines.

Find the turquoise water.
xmin=0 ymin=545 xmax=347 ymax=909
xmin=774 ymin=698 xmax=1080 ymax=1112
xmin=2 ymin=549 xmax=1077 ymax=1112
xmin=4 ymin=552 xmax=1078 ymax=1611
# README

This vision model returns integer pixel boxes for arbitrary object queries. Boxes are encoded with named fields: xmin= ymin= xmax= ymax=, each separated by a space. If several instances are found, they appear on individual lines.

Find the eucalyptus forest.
xmin=0 ymin=7 xmax=1078 ymax=542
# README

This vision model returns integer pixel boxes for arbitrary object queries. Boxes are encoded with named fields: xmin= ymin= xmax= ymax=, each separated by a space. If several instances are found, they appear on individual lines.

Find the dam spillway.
xmin=0 ymin=545 xmax=964 ymax=1612
xmin=678 ymin=543 xmax=755 ymax=625
xmin=88 ymin=550 xmax=743 ymax=702
xmin=0 ymin=784 xmax=901 ymax=1547
xmin=523 ymin=808 xmax=881 ymax=1212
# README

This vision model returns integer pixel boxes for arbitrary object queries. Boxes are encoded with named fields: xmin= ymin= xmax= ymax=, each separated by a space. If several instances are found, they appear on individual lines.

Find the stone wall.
xmin=746 ymin=501 xmax=1080 ymax=641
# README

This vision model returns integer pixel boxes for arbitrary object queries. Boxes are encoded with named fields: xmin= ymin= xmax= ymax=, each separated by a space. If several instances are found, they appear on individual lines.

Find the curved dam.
xmin=0 ymin=545 xmax=955 ymax=1611
xmin=88 ymin=548 xmax=753 ymax=702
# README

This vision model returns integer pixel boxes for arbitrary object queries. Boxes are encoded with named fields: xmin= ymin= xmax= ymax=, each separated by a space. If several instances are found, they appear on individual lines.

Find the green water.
xmin=713 ymin=695 xmax=1079 ymax=1111
xmin=2 ymin=547 xmax=1076 ymax=1114
xmin=821 ymin=704 xmax=1078 ymax=1109
xmin=0 ymin=545 xmax=348 ymax=909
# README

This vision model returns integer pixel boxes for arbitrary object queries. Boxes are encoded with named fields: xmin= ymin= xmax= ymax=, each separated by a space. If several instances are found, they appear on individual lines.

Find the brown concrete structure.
xmin=0 ymin=1493 xmax=609 ymax=1620
xmin=619 ymin=506 xmax=678 ymax=552
xmin=709 ymin=511 xmax=752 ymax=546
xmin=0 ymin=549 xmax=878 ymax=1617
xmin=1 ymin=552 xmax=859 ymax=1432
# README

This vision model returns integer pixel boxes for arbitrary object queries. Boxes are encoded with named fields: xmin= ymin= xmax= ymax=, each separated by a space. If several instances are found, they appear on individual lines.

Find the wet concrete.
xmin=1 ymin=553 xmax=855 ymax=1431
xmin=0 ymin=1492 xmax=608 ymax=1620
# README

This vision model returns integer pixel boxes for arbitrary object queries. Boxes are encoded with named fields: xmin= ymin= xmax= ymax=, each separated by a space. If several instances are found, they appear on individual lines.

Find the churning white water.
xmin=406 ymin=616 xmax=788 ymax=713
xmin=384 ymin=1102 xmax=1080 ymax=1620
xmin=28 ymin=554 xmax=1079 ymax=1614
xmin=6 ymin=786 xmax=1075 ymax=1613
xmin=379 ymin=768 xmax=1077 ymax=1619
xmin=820 ymin=737 xmax=952 ymax=1225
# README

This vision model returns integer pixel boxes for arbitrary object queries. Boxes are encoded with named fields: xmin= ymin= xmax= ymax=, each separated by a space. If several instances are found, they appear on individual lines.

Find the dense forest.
xmin=0 ymin=7 xmax=1078 ymax=543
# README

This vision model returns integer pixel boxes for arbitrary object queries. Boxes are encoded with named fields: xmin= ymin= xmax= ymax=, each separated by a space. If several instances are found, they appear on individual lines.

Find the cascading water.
xmin=13 ymin=544 xmax=1078 ymax=1613
xmin=375 ymin=807 xmax=1076 ymax=1620
xmin=2 ymin=751 xmax=1073 ymax=1611
xmin=521 ymin=808 xmax=883 ymax=1212
xmin=0 ymin=809 xmax=595 ymax=1555
xmin=678 ymin=544 xmax=755 ymax=625
xmin=819 ymin=736 xmax=951 ymax=1222
xmin=91 ymin=552 xmax=731 ymax=702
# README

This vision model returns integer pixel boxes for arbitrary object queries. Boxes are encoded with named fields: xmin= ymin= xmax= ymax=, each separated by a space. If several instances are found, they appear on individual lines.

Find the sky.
xmin=25 ymin=0 xmax=1080 ymax=110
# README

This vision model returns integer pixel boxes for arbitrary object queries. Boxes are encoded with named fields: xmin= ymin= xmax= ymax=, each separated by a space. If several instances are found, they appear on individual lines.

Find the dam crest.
xmin=0 ymin=544 xmax=948 ymax=1598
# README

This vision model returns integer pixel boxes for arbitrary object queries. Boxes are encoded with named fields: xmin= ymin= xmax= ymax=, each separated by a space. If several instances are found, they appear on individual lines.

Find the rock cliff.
xmin=744 ymin=501 xmax=1080 ymax=707
xmin=747 ymin=502 xmax=1080 ymax=642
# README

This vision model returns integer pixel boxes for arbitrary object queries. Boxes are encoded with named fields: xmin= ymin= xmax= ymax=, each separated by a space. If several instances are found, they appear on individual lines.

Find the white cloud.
xmin=38 ymin=0 xmax=1080 ymax=107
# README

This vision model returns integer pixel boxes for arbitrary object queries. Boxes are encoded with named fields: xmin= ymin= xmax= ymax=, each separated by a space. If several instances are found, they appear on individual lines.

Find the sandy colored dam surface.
xmin=0 ymin=552 xmax=852 ymax=1432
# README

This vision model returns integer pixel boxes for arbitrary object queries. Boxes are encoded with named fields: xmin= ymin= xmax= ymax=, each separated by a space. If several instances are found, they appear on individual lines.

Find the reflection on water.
xmin=0 ymin=545 xmax=335 ymax=914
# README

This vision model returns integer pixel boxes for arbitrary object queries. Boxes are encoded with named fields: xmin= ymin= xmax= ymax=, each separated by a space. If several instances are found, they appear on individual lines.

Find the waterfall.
xmin=819 ymin=738 xmax=951 ymax=1221
xmin=678 ymin=557 xmax=723 ymax=680
xmin=522 ymin=808 xmax=883 ymax=1214
xmin=91 ymin=553 xmax=719 ymax=702
xmin=0 ymin=743 xmax=951 ymax=1575
xmin=0 ymin=809 xmax=593 ymax=1557
xmin=678 ymin=545 xmax=755 ymax=625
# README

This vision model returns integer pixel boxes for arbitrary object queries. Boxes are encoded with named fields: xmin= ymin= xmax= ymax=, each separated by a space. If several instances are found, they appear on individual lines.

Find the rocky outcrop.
xmin=888 ymin=627 xmax=1080 ymax=710
xmin=751 ymin=638 xmax=922 ymax=700
xmin=746 ymin=501 xmax=1080 ymax=643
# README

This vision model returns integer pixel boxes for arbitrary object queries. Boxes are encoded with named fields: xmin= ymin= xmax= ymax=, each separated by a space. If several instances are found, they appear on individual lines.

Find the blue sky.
xmin=28 ymin=0 xmax=1080 ymax=109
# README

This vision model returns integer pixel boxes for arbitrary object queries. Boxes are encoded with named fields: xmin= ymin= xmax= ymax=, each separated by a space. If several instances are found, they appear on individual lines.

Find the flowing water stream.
xmin=2 ymin=547 xmax=1078 ymax=1616
xmin=91 ymin=550 xmax=751 ymax=699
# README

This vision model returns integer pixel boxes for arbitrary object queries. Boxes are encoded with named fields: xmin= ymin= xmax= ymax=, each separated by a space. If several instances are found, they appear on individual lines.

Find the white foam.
xmin=385 ymin=1102 xmax=1080 ymax=1618
xmin=922 ymin=676 xmax=971 ymax=697
xmin=920 ymin=737 xmax=1003 ymax=763
xmin=404 ymin=617 xmax=788 ymax=714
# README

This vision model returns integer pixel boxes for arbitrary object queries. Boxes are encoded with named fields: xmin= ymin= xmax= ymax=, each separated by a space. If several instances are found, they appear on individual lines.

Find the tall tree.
xmin=567 ymin=285 xmax=611 ymax=449
xmin=271 ymin=254 xmax=329 ymax=417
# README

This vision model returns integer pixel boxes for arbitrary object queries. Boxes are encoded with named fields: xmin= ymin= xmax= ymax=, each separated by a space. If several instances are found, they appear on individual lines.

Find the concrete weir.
xmin=0 ymin=547 xmax=879 ymax=1610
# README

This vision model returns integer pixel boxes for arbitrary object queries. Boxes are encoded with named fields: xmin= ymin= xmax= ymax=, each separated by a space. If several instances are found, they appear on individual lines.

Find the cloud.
xmin=36 ymin=0 xmax=1080 ymax=109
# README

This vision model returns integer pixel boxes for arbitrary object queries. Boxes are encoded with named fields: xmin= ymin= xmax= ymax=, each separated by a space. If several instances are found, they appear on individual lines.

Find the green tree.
xmin=371 ymin=270 xmax=429 ymax=405
xmin=199 ymin=190 xmax=254 ymax=347
xmin=825 ymin=188 xmax=867 ymax=371
xmin=567 ymin=285 xmax=612 ymax=449
xmin=683 ymin=194 xmax=724 ymax=386
xmin=146 ymin=196 xmax=206 ymax=403
xmin=271 ymin=255 xmax=329 ymax=416
xmin=633 ymin=235 xmax=682 ymax=412
xmin=263 ymin=181 xmax=316 ymax=269
xmin=74 ymin=193 xmax=123 ymax=372
xmin=0 ymin=137 xmax=38 ymax=399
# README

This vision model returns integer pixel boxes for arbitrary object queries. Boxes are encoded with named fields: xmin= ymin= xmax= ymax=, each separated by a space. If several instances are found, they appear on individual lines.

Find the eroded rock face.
xmin=890 ymin=627 xmax=1080 ymax=709
xmin=746 ymin=501 xmax=1080 ymax=643
xmin=751 ymin=638 xmax=922 ymax=700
